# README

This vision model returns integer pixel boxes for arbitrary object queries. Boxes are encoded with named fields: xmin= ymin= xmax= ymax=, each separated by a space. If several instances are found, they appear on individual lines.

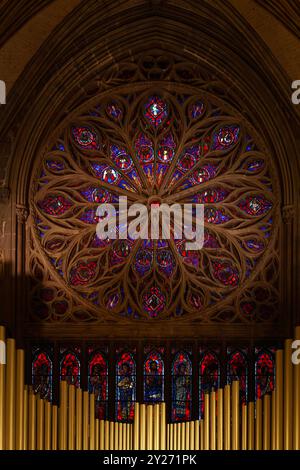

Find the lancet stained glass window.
xmin=116 ymin=351 xmax=136 ymax=422
xmin=88 ymin=350 xmax=108 ymax=419
xmin=255 ymin=348 xmax=275 ymax=399
xmin=227 ymin=348 xmax=248 ymax=404
xmin=199 ymin=350 xmax=220 ymax=418
xmin=172 ymin=351 xmax=192 ymax=421
xmin=30 ymin=86 xmax=278 ymax=324
xmin=144 ymin=348 xmax=164 ymax=402
xmin=32 ymin=348 xmax=53 ymax=401
xmin=60 ymin=348 xmax=81 ymax=387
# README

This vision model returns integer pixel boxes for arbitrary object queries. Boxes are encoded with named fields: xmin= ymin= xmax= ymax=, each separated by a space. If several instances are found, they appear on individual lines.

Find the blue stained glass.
xmin=144 ymin=351 xmax=164 ymax=402
xmin=212 ymin=125 xmax=240 ymax=150
xmin=172 ymin=352 xmax=192 ymax=422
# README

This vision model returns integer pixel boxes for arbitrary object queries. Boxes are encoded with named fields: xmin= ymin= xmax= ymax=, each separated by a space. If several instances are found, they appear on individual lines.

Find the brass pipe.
xmin=133 ymin=402 xmax=139 ymax=450
xmin=275 ymin=349 xmax=283 ymax=450
xmin=271 ymin=390 xmax=276 ymax=450
xmin=0 ymin=326 xmax=5 ymax=450
xmin=114 ymin=422 xmax=119 ymax=450
xmin=224 ymin=384 xmax=231 ymax=450
xmin=76 ymin=387 xmax=82 ymax=450
xmin=154 ymin=403 xmax=160 ymax=450
xmin=52 ymin=405 xmax=58 ymax=450
xmin=100 ymin=420 xmax=105 ymax=450
xmin=28 ymin=390 xmax=36 ymax=450
xmin=104 ymin=420 xmax=109 ymax=450
xmin=89 ymin=393 xmax=95 ymax=450
xmin=284 ymin=339 xmax=293 ymax=449
xmin=169 ymin=423 xmax=173 ymax=450
xmin=263 ymin=394 xmax=270 ymax=450
xmin=140 ymin=404 xmax=146 ymax=450
xmin=241 ymin=404 xmax=247 ymax=450
xmin=200 ymin=419 xmax=204 ymax=450
xmin=109 ymin=421 xmax=114 ymax=450
xmin=95 ymin=419 xmax=99 ymax=451
xmin=68 ymin=385 xmax=75 ymax=450
xmin=217 ymin=389 xmax=223 ymax=450
xmin=181 ymin=422 xmax=185 ymax=450
xmin=83 ymin=391 xmax=89 ymax=450
xmin=120 ymin=422 xmax=124 ymax=450
xmin=232 ymin=381 xmax=239 ymax=450
xmin=16 ymin=349 xmax=24 ymax=450
xmin=160 ymin=402 xmax=166 ymax=450
xmin=5 ymin=338 xmax=16 ymax=449
xmin=59 ymin=381 xmax=67 ymax=450
xmin=173 ymin=423 xmax=177 ymax=451
xmin=177 ymin=423 xmax=181 ymax=450
xmin=210 ymin=391 xmax=216 ymax=450
xmin=255 ymin=398 xmax=262 ymax=450
xmin=204 ymin=393 xmax=209 ymax=449
xmin=190 ymin=420 xmax=195 ymax=450
xmin=186 ymin=421 xmax=190 ymax=450
xmin=122 ymin=422 xmax=127 ymax=450
xmin=45 ymin=401 xmax=51 ymax=450
xmin=37 ymin=398 xmax=44 ymax=450
xmin=293 ymin=326 xmax=300 ymax=450
xmin=247 ymin=402 xmax=254 ymax=450
xmin=194 ymin=419 xmax=200 ymax=450
xmin=23 ymin=386 xmax=28 ymax=450
xmin=146 ymin=405 xmax=153 ymax=450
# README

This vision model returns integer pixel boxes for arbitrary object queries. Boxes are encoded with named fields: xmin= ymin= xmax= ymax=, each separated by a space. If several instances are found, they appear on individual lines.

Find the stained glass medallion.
xmin=31 ymin=86 xmax=277 ymax=322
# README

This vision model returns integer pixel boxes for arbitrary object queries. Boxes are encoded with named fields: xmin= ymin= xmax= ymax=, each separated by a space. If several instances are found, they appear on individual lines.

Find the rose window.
xmin=30 ymin=87 xmax=277 ymax=321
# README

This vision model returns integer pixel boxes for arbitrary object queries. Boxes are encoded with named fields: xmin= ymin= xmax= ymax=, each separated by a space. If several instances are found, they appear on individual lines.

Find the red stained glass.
xmin=32 ymin=350 xmax=52 ymax=401
xmin=172 ymin=352 xmax=192 ymax=421
xmin=227 ymin=349 xmax=248 ymax=404
xmin=144 ymin=351 xmax=164 ymax=402
xmin=60 ymin=351 xmax=80 ymax=387
xmin=116 ymin=352 xmax=136 ymax=422
xmin=199 ymin=351 xmax=220 ymax=418
xmin=88 ymin=351 xmax=108 ymax=419
xmin=255 ymin=349 xmax=275 ymax=399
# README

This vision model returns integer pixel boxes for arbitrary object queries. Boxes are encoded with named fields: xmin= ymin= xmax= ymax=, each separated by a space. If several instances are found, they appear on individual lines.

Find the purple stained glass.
xmin=194 ymin=188 xmax=228 ymax=204
xmin=113 ymin=240 xmax=132 ymax=259
xmin=72 ymin=126 xmax=99 ymax=149
xmin=178 ymin=153 xmax=197 ymax=172
xmin=106 ymin=101 xmax=123 ymax=120
xmin=106 ymin=292 xmax=120 ymax=309
xmin=245 ymin=238 xmax=265 ymax=252
xmin=212 ymin=125 xmax=240 ymax=150
xmin=110 ymin=145 xmax=133 ymax=171
xmin=204 ymin=207 xmax=230 ymax=224
xmin=80 ymin=187 xmax=111 ymax=203
xmin=135 ymin=249 xmax=153 ymax=276
xmin=46 ymin=159 xmax=65 ymax=172
xmin=204 ymin=231 xmax=220 ymax=249
xmin=91 ymin=163 xmax=120 ymax=184
xmin=239 ymin=195 xmax=272 ymax=216
xmin=192 ymin=165 xmax=216 ymax=184
xmin=135 ymin=133 xmax=154 ymax=162
xmin=213 ymin=261 xmax=239 ymax=286
xmin=241 ymin=301 xmax=256 ymax=316
xmin=70 ymin=260 xmax=97 ymax=286
xmin=79 ymin=208 xmax=98 ymax=224
xmin=190 ymin=100 xmax=204 ymax=119
xmin=246 ymin=159 xmax=264 ymax=172
xmin=156 ymin=250 xmax=175 ymax=276
xmin=38 ymin=195 xmax=72 ymax=216
xmin=189 ymin=292 xmax=203 ymax=309
xmin=145 ymin=96 xmax=168 ymax=127
xmin=143 ymin=286 xmax=166 ymax=317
